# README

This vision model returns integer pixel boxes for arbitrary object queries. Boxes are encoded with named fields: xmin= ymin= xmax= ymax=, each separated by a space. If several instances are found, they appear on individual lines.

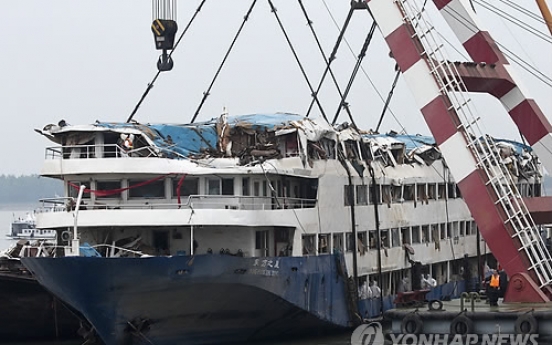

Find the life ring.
xmin=401 ymin=313 xmax=423 ymax=335
xmin=61 ymin=231 xmax=72 ymax=242
xmin=450 ymin=315 xmax=473 ymax=335
xmin=515 ymin=314 xmax=538 ymax=334
xmin=428 ymin=299 xmax=444 ymax=311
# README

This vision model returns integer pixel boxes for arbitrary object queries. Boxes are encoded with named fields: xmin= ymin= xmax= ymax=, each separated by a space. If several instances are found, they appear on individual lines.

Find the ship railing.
xmin=37 ymin=195 xmax=317 ymax=213
xmin=91 ymin=244 xmax=149 ymax=258
xmin=45 ymin=144 xmax=160 ymax=160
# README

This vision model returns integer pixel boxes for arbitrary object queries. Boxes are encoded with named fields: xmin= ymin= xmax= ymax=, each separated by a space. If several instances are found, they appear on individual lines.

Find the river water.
xmin=0 ymin=204 xmax=354 ymax=345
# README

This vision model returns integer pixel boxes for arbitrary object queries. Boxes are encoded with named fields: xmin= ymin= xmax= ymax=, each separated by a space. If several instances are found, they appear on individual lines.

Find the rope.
xmin=127 ymin=0 xmax=208 ymax=123
xmin=332 ymin=22 xmax=377 ymax=126
xmin=267 ymin=0 xmax=328 ymax=122
xmin=190 ymin=0 xmax=258 ymax=123
xmin=297 ymin=0 xmax=355 ymax=125
xmin=375 ymin=68 xmax=401 ymax=133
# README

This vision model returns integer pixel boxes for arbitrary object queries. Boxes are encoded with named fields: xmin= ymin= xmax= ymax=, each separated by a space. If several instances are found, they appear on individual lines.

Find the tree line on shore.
xmin=0 ymin=175 xmax=63 ymax=204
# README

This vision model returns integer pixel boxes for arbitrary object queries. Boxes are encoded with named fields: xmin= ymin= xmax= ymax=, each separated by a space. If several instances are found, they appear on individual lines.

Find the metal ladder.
xmin=396 ymin=0 xmax=552 ymax=288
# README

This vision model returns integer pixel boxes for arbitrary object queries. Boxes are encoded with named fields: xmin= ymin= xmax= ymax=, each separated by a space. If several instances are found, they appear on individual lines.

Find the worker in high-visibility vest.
xmin=486 ymin=270 xmax=500 ymax=306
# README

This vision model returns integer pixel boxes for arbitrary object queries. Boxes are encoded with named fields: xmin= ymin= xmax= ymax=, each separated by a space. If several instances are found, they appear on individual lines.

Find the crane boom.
xmin=366 ymin=0 xmax=552 ymax=303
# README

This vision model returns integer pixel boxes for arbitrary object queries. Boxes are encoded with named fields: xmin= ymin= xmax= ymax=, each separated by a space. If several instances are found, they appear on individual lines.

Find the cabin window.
xmin=262 ymin=181 xmax=268 ymax=197
xmin=344 ymin=185 xmax=354 ymax=206
xmin=254 ymin=182 xmax=260 ymax=196
xmin=392 ymin=185 xmax=402 ymax=203
xmin=358 ymin=232 xmax=367 ymax=254
xmin=459 ymin=221 xmax=466 ymax=236
xmin=222 ymin=178 xmax=234 ymax=196
xmin=318 ymin=234 xmax=330 ymax=254
xmin=412 ymin=226 xmax=421 ymax=243
xmin=534 ymin=183 xmax=542 ymax=197
xmin=302 ymin=235 xmax=316 ymax=255
xmin=128 ymin=179 xmax=165 ymax=199
xmin=96 ymin=181 xmax=122 ymax=199
xmin=369 ymin=184 xmax=381 ymax=205
xmin=440 ymin=223 xmax=447 ymax=239
xmin=356 ymin=185 xmax=368 ymax=205
xmin=382 ymin=185 xmax=392 ymax=205
xmin=242 ymin=178 xmax=250 ymax=196
xmin=369 ymin=230 xmax=377 ymax=249
xmin=392 ymin=228 xmax=401 ymax=247
xmin=68 ymin=181 xmax=91 ymax=199
xmin=172 ymin=178 xmax=199 ymax=198
xmin=207 ymin=179 xmax=221 ymax=195
xmin=448 ymin=183 xmax=456 ymax=198
xmin=456 ymin=185 xmax=462 ymax=198
xmin=403 ymin=185 xmax=414 ymax=201
xmin=332 ymin=233 xmax=344 ymax=253
xmin=422 ymin=225 xmax=430 ymax=243
xmin=400 ymin=227 xmax=410 ymax=245
xmin=346 ymin=233 xmax=354 ymax=252
xmin=428 ymin=184 xmax=437 ymax=200
xmin=438 ymin=183 xmax=446 ymax=199
xmin=417 ymin=184 xmax=427 ymax=204
xmin=381 ymin=229 xmax=390 ymax=248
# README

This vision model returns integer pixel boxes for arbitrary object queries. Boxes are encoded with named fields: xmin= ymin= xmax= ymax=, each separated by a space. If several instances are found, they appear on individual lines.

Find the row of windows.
xmin=344 ymin=182 xmax=542 ymax=206
xmin=344 ymin=183 xmax=461 ymax=206
xmin=69 ymin=176 xmax=318 ymax=200
xmin=302 ymin=220 xmax=479 ymax=255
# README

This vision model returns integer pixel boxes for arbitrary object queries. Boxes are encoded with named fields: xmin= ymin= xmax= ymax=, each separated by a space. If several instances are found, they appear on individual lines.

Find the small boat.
xmin=8 ymin=212 xmax=56 ymax=240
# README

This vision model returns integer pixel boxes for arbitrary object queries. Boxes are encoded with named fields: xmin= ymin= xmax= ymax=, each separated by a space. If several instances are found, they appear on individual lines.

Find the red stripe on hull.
xmin=386 ymin=24 xmax=423 ymax=72
xmin=420 ymin=95 xmax=459 ymax=145
xmin=509 ymin=99 xmax=552 ymax=145
xmin=463 ymin=32 xmax=508 ymax=65
xmin=459 ymin=172 xmax=532 ymax=279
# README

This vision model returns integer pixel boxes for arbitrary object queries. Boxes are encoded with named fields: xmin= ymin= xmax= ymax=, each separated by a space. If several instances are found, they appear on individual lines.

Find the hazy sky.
xmin=1 ymin=0 xmax=550 ymax=175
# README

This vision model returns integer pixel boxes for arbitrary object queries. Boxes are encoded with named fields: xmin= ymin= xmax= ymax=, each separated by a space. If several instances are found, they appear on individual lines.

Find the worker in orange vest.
xmin=486 ymin=269 xmax=500 ymax=306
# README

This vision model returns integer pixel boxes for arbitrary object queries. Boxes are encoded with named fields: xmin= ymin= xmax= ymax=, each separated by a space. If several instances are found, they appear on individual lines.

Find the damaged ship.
xmin=21 ymin=112 xmax=545 ymax=344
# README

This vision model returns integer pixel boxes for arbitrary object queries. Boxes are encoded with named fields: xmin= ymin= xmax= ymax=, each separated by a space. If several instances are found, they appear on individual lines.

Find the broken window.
xmin=438 ymin=183 xmax=446 ymax=199
xmin=333 ymin=233 xmax=344 ymax=253
xmin=68 ymin=181 xmax=91 ymax=199
xmin=417 ymin=184 xmax=428 ymax=204
xmin=381 ymin=229 xmax=390 ymax=248
xmin=412 ymin=226 xmax=421 ymax=243
xmin=382 ymin=185 xmax=392 ymax=206
xmin=302 ymin=235 xmax=316 ymax=255
xmin=422 ymin=225 xmax=430 ymax=243
xmin=401 ymin=227 xmax=411 ymax=245
xmin=318 ymin=234 xmax=330 ymax=254
xmin=392 ymin=185 xmax=402 ymax=203
xmin=356 ymin=185 xmax=368 ymax=205
xmin=369 ymin=184 xmax=381 ymax=205
xmin=369 ymin=230 xmax=377 ymax=249
xmin=392 ymin=228 xmax=401 ymax=247
xmin=404 ymin=185 xmax=415 ymax=201
xmin=428 ymin=184 xmax=437 ymax=200
xmin=344 ymin=185 xmax=354 ymax=206
xmin=346 ymin=233 xmax=354 ymax=252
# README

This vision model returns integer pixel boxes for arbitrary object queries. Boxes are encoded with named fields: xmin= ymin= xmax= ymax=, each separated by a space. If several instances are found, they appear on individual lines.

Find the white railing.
xmin=37 ymin=195 xmax=317 ymax=213
xmin=45 ymin=144 xmax=160 ymax=160
xmin=397 ymin=0 xmax=552 ymax=287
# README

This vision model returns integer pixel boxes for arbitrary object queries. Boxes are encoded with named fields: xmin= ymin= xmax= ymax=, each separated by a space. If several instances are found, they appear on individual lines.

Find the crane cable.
xmin=332 ymin=21 xmax=377 ymax=126
xmin=297 ymin=0 xmax=357 ymax=126
xmin=375 ymin=68 xmax=401 ymax=133
xmin=190 ymin=0 xmax=258 ymax=123
xmin=267 ymin=0 xmax=329 ymax=123
xmin=304 ymin=3 xmax=356 ymax=120
xmin=127 ymin=0 xmax=208 ymax=123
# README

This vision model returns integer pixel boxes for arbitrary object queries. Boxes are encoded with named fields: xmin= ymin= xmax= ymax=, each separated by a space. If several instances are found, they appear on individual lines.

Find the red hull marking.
xmin=433 ymin=0 xmax=453 ymax=10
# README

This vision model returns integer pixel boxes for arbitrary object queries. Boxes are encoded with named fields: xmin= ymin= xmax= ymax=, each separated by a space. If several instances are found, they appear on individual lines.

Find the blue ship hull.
xmin=22 ymin=254 xmax=354 ymax=345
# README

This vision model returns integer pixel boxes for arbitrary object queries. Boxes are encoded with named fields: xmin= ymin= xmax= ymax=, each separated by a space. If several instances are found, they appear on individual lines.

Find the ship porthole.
xmin=401 ymin=313 xmax=423 ymax=335
xmin=515 ymin=314 xmax=538 ymax=334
